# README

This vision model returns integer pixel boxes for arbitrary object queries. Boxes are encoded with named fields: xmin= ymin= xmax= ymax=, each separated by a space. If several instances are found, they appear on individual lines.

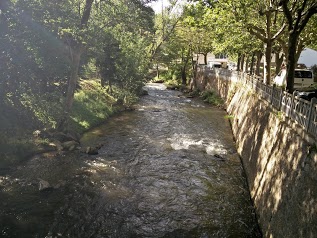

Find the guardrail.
xmin=202 ymin=68 xmax=317 ymax=139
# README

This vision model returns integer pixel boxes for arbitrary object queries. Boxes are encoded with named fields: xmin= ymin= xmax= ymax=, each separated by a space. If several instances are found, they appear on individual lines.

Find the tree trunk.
xmin=250 ymin=52 xmax=255 ymax=75
xmin=156 ymin=63 xmax=159 ymax=79
xmin=237 ymin=53 xmax=242 ymax=72
xmin=295 ymin=41 xmax=305 ymax=65
xmin=264 ymin=41 xmax=273 ymax=84
xmin=59 ymin=0 xmax=93 ymax=130
xmin=244 ymin=55 xmax=249 ymax=73
xmin=181 ymin=65 xmax=187 ymax=85
xmin=60 ymin=48 xmax=82 ymax=129
xmin=190 ymin=55 xmax=198 ymax=90
xmin=181 ymin=49 xmax=191 ymax=85
xmin=255 ymin=51 xmax=263 ymax=76
xmin=203 ymin=53 xmax=208 ymax=65
xmin=275 ymin=52 xmax=284 ymax=75
xmin=286 ymin=33 xmax=299 ymax=92
xmin=240 ymin=54 xmax=245 ymax=72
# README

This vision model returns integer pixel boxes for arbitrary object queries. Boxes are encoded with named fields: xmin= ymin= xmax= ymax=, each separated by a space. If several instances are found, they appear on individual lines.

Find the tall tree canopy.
xmin=0 ymin=0 xmax=155 ymax=131
xmin=156 ymin=0 xmax=317 ymax=91
xmin=279 ymin=0 xmax=317 ymax=92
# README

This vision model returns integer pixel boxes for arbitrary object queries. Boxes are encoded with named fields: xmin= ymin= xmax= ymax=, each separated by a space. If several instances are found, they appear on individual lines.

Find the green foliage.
xmin=69 ymin=79 xmax=141 ymax=134
xmin=189 ymin=89 xmax=201 ymax=97
xmin=272 ymin=109 xmax=283 ymax=120
xmin=69 ymin=80 xmax=116 ymax=133
xmin=224 ymin=114 xmax=234 ymax=119
xmin=200 ymin=90 xmax=224 ymax=106
xmin=163 ymin=65 xmax=182 ymax=81
xmin=0 ymin=0 xmax=156 ymax=164
xmin=164 ymin=79 xmax=182 ymax=90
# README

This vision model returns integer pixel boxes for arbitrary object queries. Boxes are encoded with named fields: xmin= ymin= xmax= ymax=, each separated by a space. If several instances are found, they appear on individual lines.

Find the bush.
xmin=200 ymin=90 xmax=224 ymax=106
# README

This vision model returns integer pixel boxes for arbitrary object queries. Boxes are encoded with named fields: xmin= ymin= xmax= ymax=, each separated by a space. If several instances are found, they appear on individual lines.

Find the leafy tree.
xmin=0 ymin=0 xmax=70 ymax=128
xmin=208 ymin=0 xmax=285 ymax=83
xmin=200 ymin=1 xmax=263 ymax=74
xmin=0 ymin=0 xmax=156 ymax=133
xmin=279 ymin=0 xmax=317 ymax=92
xmin=95 ymin=32 xmax=121 ymax=91
xmin=182 ymin=3 xmax=214 ymax=65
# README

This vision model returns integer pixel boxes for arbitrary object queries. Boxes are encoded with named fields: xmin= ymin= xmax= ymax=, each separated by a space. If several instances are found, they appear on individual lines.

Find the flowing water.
xmin=0 ymin=83 xmax=261 ymax=237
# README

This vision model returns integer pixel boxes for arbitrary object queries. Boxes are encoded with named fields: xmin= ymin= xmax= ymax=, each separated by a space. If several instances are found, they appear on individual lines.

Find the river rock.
xmin=85 ymin=147 xmax=99 ymax=155
xmin=214 ymin=154 xmax=226 ymax=161
xmin=38 ymin=179 xmax=51 ymax=191
xmin=62 ymin=140 xmax=79 ymax=151
xmin=49 ymin=140 xmax=63 ymax=151
xmin=141 ymin=89 xmax=149 ymax=95
xmin=84 ymin=144 xmax=103 ymax=155
xmin=53 ymin=180 xmax=66 ymax=189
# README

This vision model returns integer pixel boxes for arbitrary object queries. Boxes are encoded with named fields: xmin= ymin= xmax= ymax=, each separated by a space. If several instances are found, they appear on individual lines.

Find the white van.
xmin=209 ymin=61 xmax=222 ymax=69
xmin=273 ymin=68 xmax=314 ymax=89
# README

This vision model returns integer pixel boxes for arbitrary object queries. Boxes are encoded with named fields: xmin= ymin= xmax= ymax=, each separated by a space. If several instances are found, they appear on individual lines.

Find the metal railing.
xmin=203 ymin=68 xmax=317 ymax=139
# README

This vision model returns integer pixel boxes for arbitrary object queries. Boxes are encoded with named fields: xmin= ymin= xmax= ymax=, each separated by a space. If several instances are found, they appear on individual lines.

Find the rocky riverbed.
xmin=0 ymin=83 xmax=261 ymax=237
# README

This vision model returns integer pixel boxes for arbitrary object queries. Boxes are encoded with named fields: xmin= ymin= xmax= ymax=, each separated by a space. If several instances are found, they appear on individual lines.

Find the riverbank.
xmin=0 ymin=79 xmax=133 ymax=168
xmin=196 ymin=69 xmax=317 ymax=238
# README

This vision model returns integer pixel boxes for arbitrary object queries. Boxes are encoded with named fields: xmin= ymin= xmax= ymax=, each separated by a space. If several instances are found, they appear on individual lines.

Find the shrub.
xmin=200 ymin=90 xmax=224 ymax=106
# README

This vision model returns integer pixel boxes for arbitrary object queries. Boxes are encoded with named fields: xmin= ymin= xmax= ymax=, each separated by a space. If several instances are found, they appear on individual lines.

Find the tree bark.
xmin=275 ymin=52 xmax=284 ymax=75
xmin=181 ymin=48 xmax=191 ymax=85
xmin=65 ymin=49 xmax=81 ymax=114
xmin=250 ymin=52 xmax=255 ymax=75
xmin=240 ymin=54 xmax=245 ymax=72
xmin=203 ymin=53 xmax=208 ymax=65
xmin=255 ymin=51 xmax=263 ymax=76
xmin=264 ymin=40 xmax=272 ymax=84
xmin=286 ymin=33 xmax=298 ymax=92
xmin=156 ymin=63 xmax=160 ymax=79
xmin=244 ymin=55 xmax=249 ymax=73
xmin=190 ymin=55 xmax=198 ymax=90
xmin=237 ymin=53 xmax=242 ymax=72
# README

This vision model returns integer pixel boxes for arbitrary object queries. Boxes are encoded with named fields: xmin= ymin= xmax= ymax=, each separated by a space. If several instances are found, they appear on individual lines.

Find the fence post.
xmin=306 ymin=98 xmax=317 ymax=131
xmin=279 ymin=90 xmax=283 ymax=111
xmin=290 ymin=91 xmax=296 ymax=119
xmin=270 ymin=85 xmax=274 ymax=105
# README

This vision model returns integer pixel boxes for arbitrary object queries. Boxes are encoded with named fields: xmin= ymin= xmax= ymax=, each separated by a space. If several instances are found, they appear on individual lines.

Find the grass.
xmin=224 ymin=114 xmax=234 ymax=119
xmin=69 ymin=79 xmax=117 ymax=134
xmin=0 ymin=78 xmax=126 ymax=167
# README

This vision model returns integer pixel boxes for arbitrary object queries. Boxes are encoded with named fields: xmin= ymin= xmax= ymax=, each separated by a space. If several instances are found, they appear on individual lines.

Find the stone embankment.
xmin=195 ymin=70 xmax=317 ymax=238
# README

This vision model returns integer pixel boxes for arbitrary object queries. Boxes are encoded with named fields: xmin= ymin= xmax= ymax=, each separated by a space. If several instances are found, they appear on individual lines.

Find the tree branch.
xmin=247 ymin=25 xmax=266 ymax=42
xmin=280 ymin=0 xmax=293 ymax=30
xmin=272 ymin=23 xmax=286 ymax=40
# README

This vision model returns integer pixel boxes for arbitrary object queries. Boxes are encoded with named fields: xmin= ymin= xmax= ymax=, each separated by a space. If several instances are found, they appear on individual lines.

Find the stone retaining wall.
xmin=195 ymin=70 xmax=317 ymax=238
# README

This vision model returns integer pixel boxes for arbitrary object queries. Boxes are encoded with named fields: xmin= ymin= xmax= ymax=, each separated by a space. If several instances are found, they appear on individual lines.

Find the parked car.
xmin=273 ymin=68 xmax=314 ymax=89
xmin=294 ymin=88 xmax=317 ymax=101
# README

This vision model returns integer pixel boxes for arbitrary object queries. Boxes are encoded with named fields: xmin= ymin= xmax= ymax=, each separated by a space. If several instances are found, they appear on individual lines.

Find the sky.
xmin=298 ymin=48 xmax=317 ymax=67
xmin=149 ymin=0 xmax=171 ymax=13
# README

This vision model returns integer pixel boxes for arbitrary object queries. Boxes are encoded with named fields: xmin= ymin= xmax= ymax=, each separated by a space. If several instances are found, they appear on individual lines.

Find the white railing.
xmin=202 ymin=68 xmax=317 ymax=139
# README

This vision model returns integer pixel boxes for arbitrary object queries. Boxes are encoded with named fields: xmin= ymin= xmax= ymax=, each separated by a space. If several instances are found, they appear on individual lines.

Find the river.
xmin=0 ymin=83 xmax=261 ymax=237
